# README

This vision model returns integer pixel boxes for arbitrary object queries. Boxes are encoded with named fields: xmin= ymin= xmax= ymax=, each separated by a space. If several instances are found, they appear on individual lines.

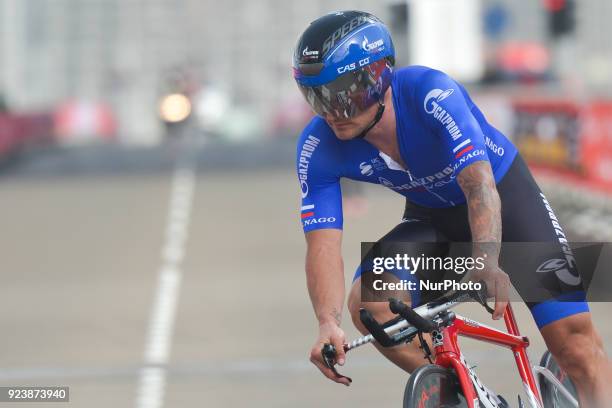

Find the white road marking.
xmin=135 ymin=136 xmax=197 ymax=408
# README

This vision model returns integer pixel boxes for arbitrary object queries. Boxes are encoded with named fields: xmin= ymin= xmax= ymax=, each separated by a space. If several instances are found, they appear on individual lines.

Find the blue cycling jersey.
xmin=296 ymin=66 xmax=518 ymax=233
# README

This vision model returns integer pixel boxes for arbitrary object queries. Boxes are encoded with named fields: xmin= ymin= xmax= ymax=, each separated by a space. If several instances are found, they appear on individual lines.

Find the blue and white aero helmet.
xmin=293 ymin=10 xmax=395 ymax=119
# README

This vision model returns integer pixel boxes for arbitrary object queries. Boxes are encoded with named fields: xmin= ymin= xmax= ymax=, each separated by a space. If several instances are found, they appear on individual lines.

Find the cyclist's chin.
xmin=329 ymin=123 xmax=363 ymax=140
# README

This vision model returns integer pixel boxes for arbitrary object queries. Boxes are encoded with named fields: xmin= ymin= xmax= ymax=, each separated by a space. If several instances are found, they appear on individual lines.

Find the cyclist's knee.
xmin=350 ymin=302 xmax=396 ymax=336
xmin=347 ymin=279 xmax=410 ymax=335
xmin=347 ymin=283 xmax=368 ymax=333
xmin=543 ymin=316 xmax=604 ymax=381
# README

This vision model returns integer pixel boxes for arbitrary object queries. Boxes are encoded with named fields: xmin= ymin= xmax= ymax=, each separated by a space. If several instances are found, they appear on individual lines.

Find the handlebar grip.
xmin=321 ymin=343 xmax=337 ymax=369
xmin=359 ymin=308 xmax=396 ymax=347
xmin=388 ymin=298 xmax=434 ymax=333
xmin=320 ymin=343 xmax=353 ymax=384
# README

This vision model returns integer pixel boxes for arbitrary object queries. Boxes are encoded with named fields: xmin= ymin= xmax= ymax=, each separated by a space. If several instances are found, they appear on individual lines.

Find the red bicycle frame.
xmin=433 ymin=303 xmax=542 ymax=408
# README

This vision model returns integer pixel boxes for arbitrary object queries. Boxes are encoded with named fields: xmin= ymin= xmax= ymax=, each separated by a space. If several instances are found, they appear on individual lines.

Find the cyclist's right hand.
xmin=309 ymin=322 xmax=350 ymax=386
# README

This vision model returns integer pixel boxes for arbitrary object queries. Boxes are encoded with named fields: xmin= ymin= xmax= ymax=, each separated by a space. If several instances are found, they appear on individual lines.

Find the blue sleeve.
xmin=296 ymin=122 xmax=344 ymax=233
xmin=415 ymin=69 xmax=489 ymax=175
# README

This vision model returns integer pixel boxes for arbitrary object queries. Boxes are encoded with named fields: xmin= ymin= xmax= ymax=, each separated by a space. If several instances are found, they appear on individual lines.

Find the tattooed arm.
xmin=457 ymin=161 xmax=510 ymax=319
xmin=457 ymin=161 xmax=502 ymax=258
xmin=305 ymin=229 xmax=350 ymax=385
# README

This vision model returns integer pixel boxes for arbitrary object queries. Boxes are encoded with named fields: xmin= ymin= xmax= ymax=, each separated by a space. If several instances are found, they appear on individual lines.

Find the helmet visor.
xmin=297 ymin=59 xmax=390 ymax=119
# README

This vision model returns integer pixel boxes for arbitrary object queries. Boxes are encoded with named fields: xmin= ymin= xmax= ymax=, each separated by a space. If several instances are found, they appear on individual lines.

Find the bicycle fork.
xmin=432 ymin=328 xmax=505 ymax=408
xmin=431 ymin=319 xmax=542 ymax=408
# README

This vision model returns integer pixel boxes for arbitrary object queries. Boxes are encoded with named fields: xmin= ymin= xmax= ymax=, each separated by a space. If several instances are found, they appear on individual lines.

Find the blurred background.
xmin=0 ymin=0 xmax=611 ymax=407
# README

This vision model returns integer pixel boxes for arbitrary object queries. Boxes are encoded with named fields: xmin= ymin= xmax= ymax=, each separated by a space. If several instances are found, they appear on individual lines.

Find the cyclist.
xmin=293 ymin=10 xmax=611 ymax=407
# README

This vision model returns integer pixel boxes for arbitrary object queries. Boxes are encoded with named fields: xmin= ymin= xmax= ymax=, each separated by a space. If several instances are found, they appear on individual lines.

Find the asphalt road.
xmin=1 ymin=135 xmax=611 ymax=407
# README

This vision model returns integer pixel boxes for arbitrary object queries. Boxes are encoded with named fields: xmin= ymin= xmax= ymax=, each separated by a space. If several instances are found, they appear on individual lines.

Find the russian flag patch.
xmin=301 ymin=204 xmax=315 ymax=219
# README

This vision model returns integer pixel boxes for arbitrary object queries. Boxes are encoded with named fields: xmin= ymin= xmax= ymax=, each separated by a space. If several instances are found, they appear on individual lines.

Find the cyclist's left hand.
xmin=467 ymin=264 xmax=510 ymax=320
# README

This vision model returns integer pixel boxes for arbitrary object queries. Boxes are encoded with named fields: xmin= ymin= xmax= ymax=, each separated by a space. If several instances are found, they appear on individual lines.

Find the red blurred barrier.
xmin=513 ymin=99 xmax=580 ymax=171
xmin=581 ymin=101 xmax=612 ymax=191
xmin=54 ymin=101 xmax=116 ymax=143
xmin=0 ymin=113 xmax=26 ymax=158
xmin=511 ymin=98 xmax=612 ymax=193
xmin=0 ymin=112 xmax=55 ymax=161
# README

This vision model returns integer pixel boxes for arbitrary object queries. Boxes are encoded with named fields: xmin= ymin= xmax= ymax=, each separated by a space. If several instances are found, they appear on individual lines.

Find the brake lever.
xmin=321 ymin=343 xmax=353 ymax=384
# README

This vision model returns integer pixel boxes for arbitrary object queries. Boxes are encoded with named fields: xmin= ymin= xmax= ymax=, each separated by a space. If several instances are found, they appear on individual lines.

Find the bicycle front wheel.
xmin=403 ymin=364 xmax=470 ymax=408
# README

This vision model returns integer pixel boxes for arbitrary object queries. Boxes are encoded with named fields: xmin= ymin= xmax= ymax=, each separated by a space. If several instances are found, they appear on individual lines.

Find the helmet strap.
xmin=356 ymin=101 xmax=385 ymax=139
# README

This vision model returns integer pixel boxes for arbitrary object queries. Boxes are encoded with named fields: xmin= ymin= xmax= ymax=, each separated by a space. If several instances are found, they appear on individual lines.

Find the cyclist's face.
xmin=323 ymin=102 xmax=380 ymax=140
